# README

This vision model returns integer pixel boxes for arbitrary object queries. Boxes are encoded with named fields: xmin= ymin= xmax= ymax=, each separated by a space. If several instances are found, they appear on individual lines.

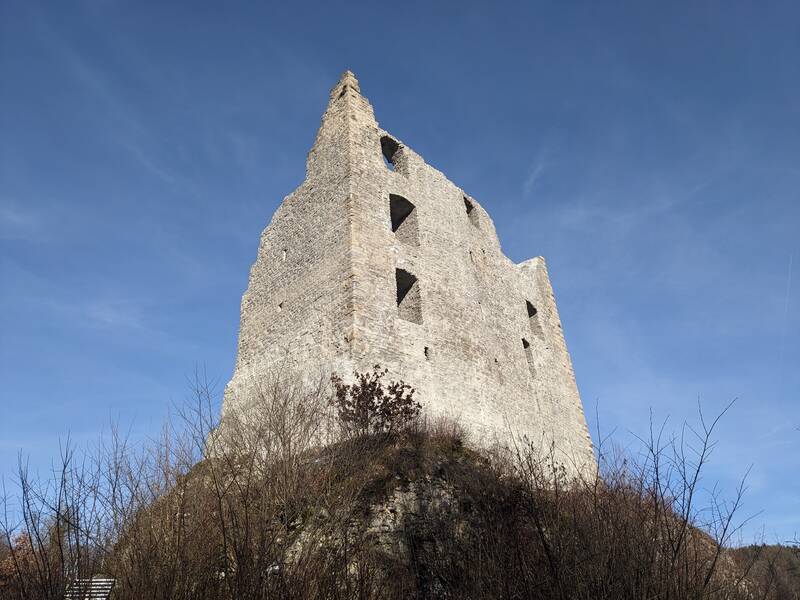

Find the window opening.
xmin=389 ymin=194 xmax=419 ymax=245
xmin=464 ymin=196 xmax=479 ymax=227
xmin=395 ymin=268 xmax=423 ymax=324
xmin=526 ymin=300 xmax=544 ymax=339
xmin=381 ymin=136 xmax=400 ymax=171
xmin=522 ymin=338 xmax=535 ymax=377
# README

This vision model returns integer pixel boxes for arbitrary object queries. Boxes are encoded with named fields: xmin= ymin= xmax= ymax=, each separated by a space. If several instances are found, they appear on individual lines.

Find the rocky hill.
xmin=99 ymin=422 xmax=796 ymax=599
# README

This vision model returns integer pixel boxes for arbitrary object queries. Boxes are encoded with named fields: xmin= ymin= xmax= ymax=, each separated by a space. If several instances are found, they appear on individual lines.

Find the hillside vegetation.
xmin=1 ymin=367 xmax=797 ymax=599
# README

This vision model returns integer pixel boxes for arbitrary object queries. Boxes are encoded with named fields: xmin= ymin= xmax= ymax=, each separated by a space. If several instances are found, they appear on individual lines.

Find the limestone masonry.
xmin=221 ymin=71 xmax=595 ymax=476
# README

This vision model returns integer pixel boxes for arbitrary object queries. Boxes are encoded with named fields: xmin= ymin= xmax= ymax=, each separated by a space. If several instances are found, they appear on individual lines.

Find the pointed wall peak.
xmin=330 ymin=70 xmax=361 ymax=99
xmin=308 ymin=71 xmax=377 ymax=180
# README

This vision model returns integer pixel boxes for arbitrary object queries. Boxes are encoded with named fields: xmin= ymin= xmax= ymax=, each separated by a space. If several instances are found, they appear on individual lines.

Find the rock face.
xmin=221 ymin=71 xmax=595 ymax=477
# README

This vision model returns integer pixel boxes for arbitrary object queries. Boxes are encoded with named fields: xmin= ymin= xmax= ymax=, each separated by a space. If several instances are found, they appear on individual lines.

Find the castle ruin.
xmin=221 ymin=71 xmax=595 ymax=476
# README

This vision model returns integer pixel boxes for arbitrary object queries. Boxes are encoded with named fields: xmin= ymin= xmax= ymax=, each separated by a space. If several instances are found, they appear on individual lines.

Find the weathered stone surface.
xmin=221 ymin=71 xmax=595 ymax=477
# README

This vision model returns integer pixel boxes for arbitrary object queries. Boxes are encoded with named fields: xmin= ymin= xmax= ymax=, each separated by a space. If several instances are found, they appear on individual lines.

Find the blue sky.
xmin=1 ymin=0 xmax=798 ymax=543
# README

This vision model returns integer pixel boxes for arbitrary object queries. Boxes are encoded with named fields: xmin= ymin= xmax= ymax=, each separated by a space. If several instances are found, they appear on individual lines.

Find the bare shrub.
xmin=0 ymin=376 xmax=792 ymax=600
xmin=394 ymin=405 xmax=782 ymax=600
xmin=330 ymin=366 xmax=420 ymax=437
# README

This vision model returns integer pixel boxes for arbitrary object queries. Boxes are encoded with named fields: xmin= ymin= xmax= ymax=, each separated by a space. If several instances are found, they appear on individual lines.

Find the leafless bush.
xmin=330 ymin=366 xmax=420 ymax=437
xmin=393 ymin=404 xmax=787 ymax=600
xmin=0 ymin=374 xmax=792 ymax=600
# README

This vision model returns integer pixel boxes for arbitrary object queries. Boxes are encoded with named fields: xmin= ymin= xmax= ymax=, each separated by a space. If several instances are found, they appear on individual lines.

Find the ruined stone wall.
xmin=221 ymin=77 xmax=360 ymax=420
xmin=222 ymin=72 xmax=595 ymax=476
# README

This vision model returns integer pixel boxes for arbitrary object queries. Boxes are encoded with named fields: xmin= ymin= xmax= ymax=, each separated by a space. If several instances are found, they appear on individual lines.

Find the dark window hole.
xmin=395 ymin=268 xmax=423 ymax=324
xmin=464 ymin=196 xmax=480 ymax=227
xmin=526 ymin=300 xmax=544 ymax=339
xmin=381 ymin=136 xmax=400 ymax=171
xmin=390 ymin=194 xmax=415 ymax=232
xmin=522 ymin=338 xmax=535 ymax=377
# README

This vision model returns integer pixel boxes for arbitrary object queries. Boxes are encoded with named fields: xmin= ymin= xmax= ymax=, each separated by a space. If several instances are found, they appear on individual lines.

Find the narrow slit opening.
xmin=464 ymin=196 xmax=480 ymax=227
xmin=522 ymin=338 xmax=535 ymax=377
xmin=526 ymin=300 xmax=544 ymax=339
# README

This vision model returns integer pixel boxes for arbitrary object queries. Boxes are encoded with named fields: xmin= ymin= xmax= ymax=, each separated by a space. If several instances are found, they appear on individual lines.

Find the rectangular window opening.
xmin=389 ymin=194 xmax=419 ymax=245
xmin=396 ymin=268 xmax=423 ymax=324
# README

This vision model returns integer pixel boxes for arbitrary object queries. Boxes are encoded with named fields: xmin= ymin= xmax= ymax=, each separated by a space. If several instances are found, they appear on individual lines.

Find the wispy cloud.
xmin=3 ymin=256 xmax=146 ymax=330
xmin=31 ymin=9 xmax=191 ymax=189
xmin=0 ymin=202 xmax=42 ymax=241
xmin=81 ymin=299 xmax=146 ymax=329
xmin=33 ymin=294 xmax=149 ymax=331
xmin=553 ymin=172 xmax=721 ymax=236
xmin=522 ymin=150 xmax=549 ymax=198
xmin=523 ymin=159 xmax=547 ymax=198
xmin=117 ymin=138 xmax=180 ymax=185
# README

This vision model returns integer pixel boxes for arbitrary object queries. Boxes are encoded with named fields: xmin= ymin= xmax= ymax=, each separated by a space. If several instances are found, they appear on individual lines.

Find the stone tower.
xmin=222 ymin=71 xmax=595 ymax=476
